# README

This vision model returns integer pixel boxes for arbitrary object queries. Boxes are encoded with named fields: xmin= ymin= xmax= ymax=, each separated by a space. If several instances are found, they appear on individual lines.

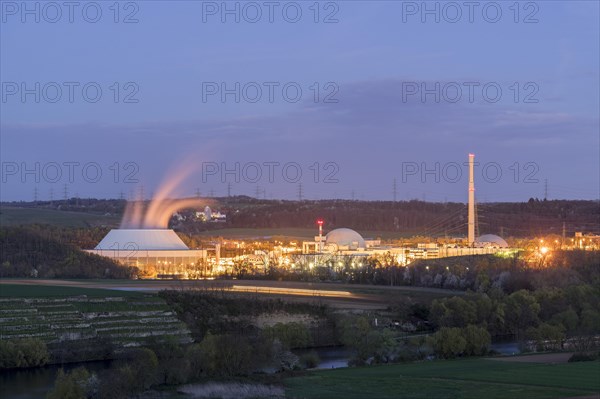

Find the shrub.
xmin=198 ymin=333 xmax=254 ymax=376
xmin=427 ymin=327 xmax=466 ymax=359
xmin=47 ymin=367 xmax=91 ymax=399
xmin=568 ymin=352 xmax=598 ymax=362
xmin=463 ymin=325 xmax=491 ymax=356
xmin=0 ymin=338 xmax=49 ymax=369
xmin=263 ymin=322 xmax=312 ymax=349
xmin=526 ymin=322 xmax=565 ymax=351
xmin=299 ymin=351 xmax=320 ymax=369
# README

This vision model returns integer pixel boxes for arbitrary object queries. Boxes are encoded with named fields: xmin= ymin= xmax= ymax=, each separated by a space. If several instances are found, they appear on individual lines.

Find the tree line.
xmin=4 ymin=197 xmax=598 ymax=236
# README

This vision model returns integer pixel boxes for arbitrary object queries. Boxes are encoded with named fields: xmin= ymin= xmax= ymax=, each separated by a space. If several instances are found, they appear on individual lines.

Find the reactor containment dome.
xmin=95 ymin=229 xmax=189 ymax=250
xmin=325 ymin=228 xmax=366 ymax=250
xmin=475 ymin=234 xmax=509 ymax=248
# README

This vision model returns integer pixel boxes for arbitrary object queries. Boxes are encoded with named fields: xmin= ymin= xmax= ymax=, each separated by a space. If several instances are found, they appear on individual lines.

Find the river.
xmin=0 ymin=360 xmax=112 ymax=399
xmin=0 ymin=343 xmax=519 ymax=398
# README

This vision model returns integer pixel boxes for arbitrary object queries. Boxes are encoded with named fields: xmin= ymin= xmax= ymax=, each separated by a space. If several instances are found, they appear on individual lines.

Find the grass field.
xmin=284 ymin=358 xmax=600 ymax=399
xmin=0 ymin=283 xmax=144 ymax=298
xmin=194 ymin=228 xmax=321 ymax=239
xmin=0 ymin=206 xmax=120 ymax=227
xmin=194 ymin=228 xmax=413 ymax=240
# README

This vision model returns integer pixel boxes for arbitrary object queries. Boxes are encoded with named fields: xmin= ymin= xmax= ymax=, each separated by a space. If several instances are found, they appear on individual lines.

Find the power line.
xmin=417 ymin=206 xmax=467 ymax=237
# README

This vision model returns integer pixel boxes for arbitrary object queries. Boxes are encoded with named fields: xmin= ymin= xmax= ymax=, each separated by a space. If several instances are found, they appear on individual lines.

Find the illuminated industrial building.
xmin=86 ymin=229 xmax=207 ymax=278
xmin=300 ymin=154 xmax=511 ymax=264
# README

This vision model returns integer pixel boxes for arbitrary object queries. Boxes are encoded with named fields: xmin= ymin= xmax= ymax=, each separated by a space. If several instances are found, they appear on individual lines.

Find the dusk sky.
xmin=1 ymin=0 xmax=599 ymax=202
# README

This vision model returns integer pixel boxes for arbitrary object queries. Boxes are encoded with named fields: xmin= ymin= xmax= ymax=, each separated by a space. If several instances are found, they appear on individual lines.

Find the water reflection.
xmin=294 ymin=346 xmax=352 ymax=369
xmin=0 ymin=361 xmax=112 ymax=399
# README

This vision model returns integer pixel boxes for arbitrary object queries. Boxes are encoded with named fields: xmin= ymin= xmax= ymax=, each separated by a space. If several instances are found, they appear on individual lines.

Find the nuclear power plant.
xmin=88 ymin=153 xmax=509 ymax=277
xmin=300 ymin=153 xmax=510 ymax=262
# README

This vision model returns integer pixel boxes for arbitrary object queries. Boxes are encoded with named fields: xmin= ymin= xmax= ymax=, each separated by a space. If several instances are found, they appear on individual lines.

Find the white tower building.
xmin=468 ymin=153 xmax=476 ymax=246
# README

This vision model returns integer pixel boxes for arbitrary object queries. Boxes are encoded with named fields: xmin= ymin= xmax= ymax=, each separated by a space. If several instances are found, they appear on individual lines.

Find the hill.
xmin=0 ymin=226 xmax=136 ymax=278
xmin=2 ymin=198 xmax=598 ymax=238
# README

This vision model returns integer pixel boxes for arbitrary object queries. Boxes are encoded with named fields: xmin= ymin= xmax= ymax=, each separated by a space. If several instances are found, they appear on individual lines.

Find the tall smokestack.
xmin=468 ymin=153 xmax=475 ymax=246
xmin=317 ymin=219 xmax=324 ymax=252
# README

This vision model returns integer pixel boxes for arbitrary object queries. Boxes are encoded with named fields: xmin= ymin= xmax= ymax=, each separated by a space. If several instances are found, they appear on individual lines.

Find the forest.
xmin=3 ymin=197 xmax=598 ymax=237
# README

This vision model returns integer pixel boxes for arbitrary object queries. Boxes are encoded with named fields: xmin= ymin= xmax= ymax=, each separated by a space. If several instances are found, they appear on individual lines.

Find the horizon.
xmin=2 ymin=195 xmax=599 ymax=205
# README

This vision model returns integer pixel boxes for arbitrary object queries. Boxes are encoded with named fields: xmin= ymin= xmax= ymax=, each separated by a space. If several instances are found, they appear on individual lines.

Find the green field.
xmin=195 ymin=228 xmax=411 ymax=240
xmin=284 ymin=358 xmax=600 ymax=399
xmin=0 ymin=206 xmax=120 ymax=227
xmin=0 ymin=283 xmax=143 ymax=298
xmin=194 ymin=228 xmax=319 ymax=239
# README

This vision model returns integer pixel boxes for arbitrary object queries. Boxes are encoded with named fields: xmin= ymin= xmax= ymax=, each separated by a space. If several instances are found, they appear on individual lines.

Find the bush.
xmin=427 ymin=327 xmax=466 ymax=358
xmin=0 ymin=338 xmax=49 ymax=369
xmin=526 ymin=322 xmax=565 ymax=351
xmin=337 ymin=315 xmax=397 ymax=364
xmin=197 ymin=333 xmax=254 ymax=377
xmin=299 ymin=351 xmax=320 ymax=369
xmin=47 ymin=367 xmax=91 ymax=399
xmin=149 ymin=337 xmax=189 ymax=385
xmin=568 ymin=352 xmax=598 ymax=362
xmin=96 ymin=347 xmax=159 ymax=399
xmin=463 ymin=325 xmax=491 ymax=356
xmin=263 ymin=322 xmax=312 ymax=349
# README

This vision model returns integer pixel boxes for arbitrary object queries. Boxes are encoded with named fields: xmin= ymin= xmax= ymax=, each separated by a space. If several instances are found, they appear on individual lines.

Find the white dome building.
xmin=475 ymin=234 xmax=509 ymax=248
xmin=95 ymin=229 xmax=189 ymax=251
xmin=325 ymin=228 xmax=366 ymax=250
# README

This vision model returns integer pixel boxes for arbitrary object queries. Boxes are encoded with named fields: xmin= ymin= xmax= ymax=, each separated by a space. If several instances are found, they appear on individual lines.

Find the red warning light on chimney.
xmin=317 ymin=219 xmax=324 ymax=226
